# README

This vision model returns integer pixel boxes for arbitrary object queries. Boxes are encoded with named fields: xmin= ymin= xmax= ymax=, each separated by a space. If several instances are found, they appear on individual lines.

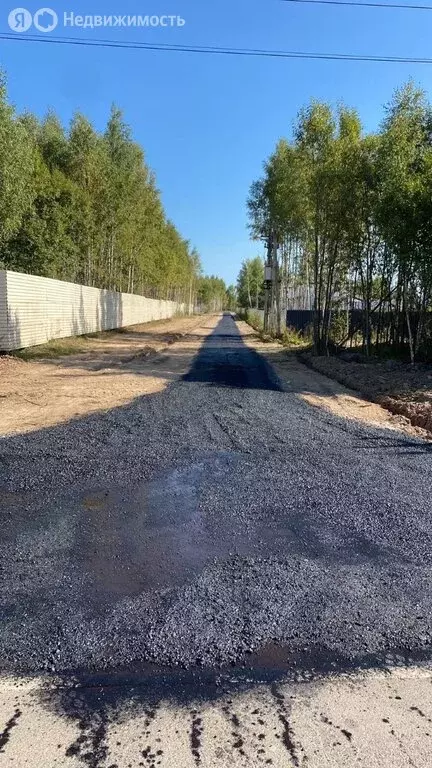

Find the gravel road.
xmin=1 ymin=313 xmax=432 ymax=677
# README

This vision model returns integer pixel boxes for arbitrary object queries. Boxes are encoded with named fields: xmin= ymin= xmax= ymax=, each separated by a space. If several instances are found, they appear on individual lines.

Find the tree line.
xmin=237 ymin=257 xmax=265 ymax=310
xmin=0 ymin=72 xmax=227 ymax=311
xmin=247 ymin=82 xmax=432 ymax=361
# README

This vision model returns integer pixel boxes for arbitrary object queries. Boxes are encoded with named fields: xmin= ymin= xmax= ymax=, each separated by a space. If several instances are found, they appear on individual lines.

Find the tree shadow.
xmin=265 ymin=346 xmax=432 ymax=455
xmin=100 ymin=288 xmax=123 ymax=332
xmin=3 ymin=307 xmax=22 ymax=351
xmin=1 ymin=362 xmax=431 ymax=669
xmin=32 ymin=314 xmax=284 ymax=390
xmin=183 ymin=314 xmax=283 ymax=391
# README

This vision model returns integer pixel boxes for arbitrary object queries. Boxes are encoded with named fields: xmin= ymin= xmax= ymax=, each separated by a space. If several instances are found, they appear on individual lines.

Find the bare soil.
xmin=238 ymin=327 xmax=428 ymax=440
xmin=0 ymin=315 xmax=213 ymax=435
xmin=301 ymin=351 xmax=432 ymax=439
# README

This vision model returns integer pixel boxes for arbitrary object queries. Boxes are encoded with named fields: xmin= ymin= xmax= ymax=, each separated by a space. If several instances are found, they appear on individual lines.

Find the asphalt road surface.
xmin=1 ymin=313 xmax=432 ymax=766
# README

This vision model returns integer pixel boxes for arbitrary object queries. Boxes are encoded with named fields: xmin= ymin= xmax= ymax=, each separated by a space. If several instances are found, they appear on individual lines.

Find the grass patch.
xmin=281 ymin=326 xmax=308 ymax=347
xmin=12 ymin=316 xmax=198 ymax=360
xmin=237 ymin=309 xmax=264 ymax=333
xmin=13 ymin=326 xmax=136 ymax=359
xmin=14 ymin=336 xmax=91 ymax=360
xmin=239 ymin=309 xmax=308 ymax=348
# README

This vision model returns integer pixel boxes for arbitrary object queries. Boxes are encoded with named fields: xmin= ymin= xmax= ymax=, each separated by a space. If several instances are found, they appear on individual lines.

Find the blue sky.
xmin=1 ymin=0 xmax=432 ymax=285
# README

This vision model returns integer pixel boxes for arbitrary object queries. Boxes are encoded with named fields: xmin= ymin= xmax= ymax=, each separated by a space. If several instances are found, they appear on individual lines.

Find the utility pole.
xmin=275 ymin=245 xmax=281 ymax=336
xmin=264 ymin=231 xmax=273 ymax=334
xmin=264 ymin=227 xmax=280 ymax=336
xmin=271 ymin=233 xmax=280 ymax=336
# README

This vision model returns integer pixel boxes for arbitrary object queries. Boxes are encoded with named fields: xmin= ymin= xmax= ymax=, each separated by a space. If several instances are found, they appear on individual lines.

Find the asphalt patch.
xmin=1 ymin=314 xmax=432 ymax=678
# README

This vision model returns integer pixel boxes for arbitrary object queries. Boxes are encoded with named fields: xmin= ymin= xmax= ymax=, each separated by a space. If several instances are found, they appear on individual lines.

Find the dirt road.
xmin=1 ymin=314 xmax=432 ymax=766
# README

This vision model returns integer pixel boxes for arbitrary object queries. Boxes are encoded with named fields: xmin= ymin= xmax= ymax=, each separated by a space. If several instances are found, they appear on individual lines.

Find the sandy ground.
xmin=0 ymin=315 xmax=212 ymax=435
xmin=240 ymin=328 xmax=425 ymax=440
xmin=1 ymin=665 xmax=432 ymax=767
xmin=301 ymin=350 xmax=432 ymax=438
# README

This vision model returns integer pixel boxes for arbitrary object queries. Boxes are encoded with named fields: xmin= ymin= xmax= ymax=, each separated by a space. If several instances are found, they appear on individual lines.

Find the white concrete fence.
xmin=0 ymin=270 xmax=188 ymax=352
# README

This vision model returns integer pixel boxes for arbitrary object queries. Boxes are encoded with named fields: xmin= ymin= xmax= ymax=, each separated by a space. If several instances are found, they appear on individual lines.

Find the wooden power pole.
xmin=264 ymin=231 xmax=273 ymax=333
xmin=264 ymin=228 xmax=280 ymax=336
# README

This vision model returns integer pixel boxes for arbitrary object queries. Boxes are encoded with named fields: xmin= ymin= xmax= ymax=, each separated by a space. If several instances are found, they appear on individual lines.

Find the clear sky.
xmin=1 ymin=0 xmax=432 ymax=285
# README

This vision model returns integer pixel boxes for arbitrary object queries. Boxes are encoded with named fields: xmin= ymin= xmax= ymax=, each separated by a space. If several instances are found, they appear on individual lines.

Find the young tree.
xmin=2 ymin=83 xmax=203 ymax=302
xmin=0 ymin=74 xmax=34 ymax=264
xmin=237 ymin=257 xmax=264 ymax=309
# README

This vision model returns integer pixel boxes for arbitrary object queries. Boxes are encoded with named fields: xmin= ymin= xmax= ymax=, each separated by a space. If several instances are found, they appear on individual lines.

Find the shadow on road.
xmin=183 ymin=314 xmax=283 ymax=391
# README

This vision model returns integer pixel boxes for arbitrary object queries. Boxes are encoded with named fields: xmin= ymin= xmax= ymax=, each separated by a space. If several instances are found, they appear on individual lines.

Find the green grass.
xmin=13 ymin=336 xmax=91 ymax=360
xmin=281 ymin=327 xmax=307 ymax=347
xmin=239 ymin=309 xmax=308 ymax=348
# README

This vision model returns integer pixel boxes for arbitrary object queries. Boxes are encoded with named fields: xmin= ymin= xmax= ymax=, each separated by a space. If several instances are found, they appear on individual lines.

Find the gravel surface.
xmin=1 ymin=314 xmax=432 ymax=676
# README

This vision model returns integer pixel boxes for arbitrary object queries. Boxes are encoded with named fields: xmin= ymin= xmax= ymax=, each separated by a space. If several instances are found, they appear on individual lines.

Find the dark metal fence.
xmin=286 ymin=310 xmax=315 ymax=333
xmin=286 ymin=309 xmax=379 ymax=335
xmin=286 ymin=309 xmax=432 ymax=345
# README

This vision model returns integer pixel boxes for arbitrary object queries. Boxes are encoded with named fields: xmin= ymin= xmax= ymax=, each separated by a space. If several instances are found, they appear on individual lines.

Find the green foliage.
xmin=0 ymin=75 xmax=34 ymax=254
xmin=224 ymin=285 xmax=237 ymax=311
xmin=0 ymin=72 xmax=206 ymax=303
xmin=14 ymin=336 xmax=89 ymax=360
xmin=241 ymin=308 xmax=264 ymax=332
xmin=197 ymin=276 xmax=227 ymax=312
xmin=281 ymin=327 xmax=306 ymax=346
xmin=237 ymin=257 xmax=264 ymax=309
xmin=328 ymin=313 xmax=349 ymax=346
xmin=247 ymin=83 xmax=432 ymax=361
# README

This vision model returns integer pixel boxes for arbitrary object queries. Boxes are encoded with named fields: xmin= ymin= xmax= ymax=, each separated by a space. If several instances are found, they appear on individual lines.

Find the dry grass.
xmin=12 ymin=316 xmax=197 ymax=360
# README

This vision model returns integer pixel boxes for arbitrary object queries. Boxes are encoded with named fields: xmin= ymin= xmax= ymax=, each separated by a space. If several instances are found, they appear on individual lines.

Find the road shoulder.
xmin=237 ymin=319 xmax=428 ymax=440
xmin=1 ymin=664 xmax=432 ymax=767
xmin=0 ymin=314 xmax=218 ymax=436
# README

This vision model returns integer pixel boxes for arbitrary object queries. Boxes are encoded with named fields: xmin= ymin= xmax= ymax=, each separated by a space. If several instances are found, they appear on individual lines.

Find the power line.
xmin=280 ymin=0 xmax=432 ymax=9
xmin=1 ymin=33 xmax=432 ymax=64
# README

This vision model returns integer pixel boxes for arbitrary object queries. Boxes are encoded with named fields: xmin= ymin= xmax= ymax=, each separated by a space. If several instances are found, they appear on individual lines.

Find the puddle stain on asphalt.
xmin=0 ymin=707 xmax=22 ymax=752
xmin=0 ymin=490 xmax=28 ymax=506
xmin=82 ymin=493 xmax=110 ymax=512
xmin=77 ymin=452 xmax=247 ymax=604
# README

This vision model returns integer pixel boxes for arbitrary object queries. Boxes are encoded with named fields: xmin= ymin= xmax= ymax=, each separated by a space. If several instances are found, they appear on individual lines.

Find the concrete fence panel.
xmin=0 ymin=270 xmax=187 ymax=351
xmin=0 ymin=271 xmax=7 ymax=349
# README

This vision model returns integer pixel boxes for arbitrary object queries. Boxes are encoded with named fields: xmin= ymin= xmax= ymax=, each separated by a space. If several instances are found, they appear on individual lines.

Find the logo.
xmin=8 ymin=8 xmax=186 ymax=33
xmin=34 ymin=8 xmax=58 ymax=32
xmin=8 ymin=8 xmax=32 ymax=32
xmin=8 ymin=7 xmax=58 ymax=33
